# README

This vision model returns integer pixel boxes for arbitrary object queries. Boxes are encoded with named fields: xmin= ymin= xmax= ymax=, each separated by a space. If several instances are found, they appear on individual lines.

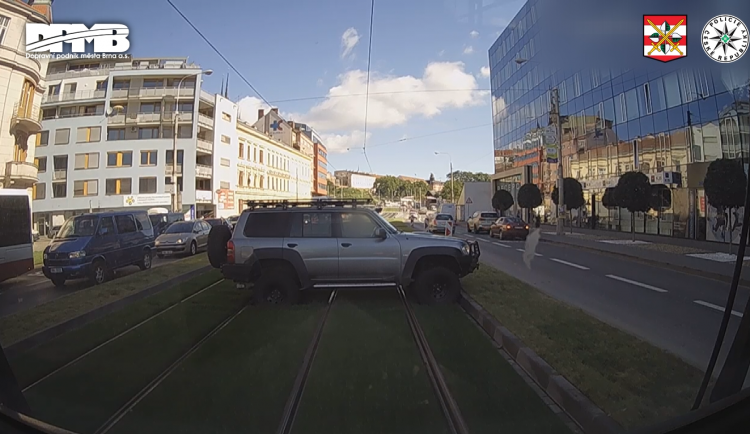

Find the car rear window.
xmin=243 ymin=212 xmax=291 ymax=238
xmin=505 ymin=217 xmax=524 ymax=224
xmin=480 ymin=213 xmax=498 ymax=218
xmin=436 ymin=214 xmax=452 ymax=220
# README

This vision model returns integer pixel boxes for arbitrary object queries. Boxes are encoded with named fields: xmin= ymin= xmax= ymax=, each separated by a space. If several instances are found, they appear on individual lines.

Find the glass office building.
xmin=489 ymin=0 xmax=750 ymax=241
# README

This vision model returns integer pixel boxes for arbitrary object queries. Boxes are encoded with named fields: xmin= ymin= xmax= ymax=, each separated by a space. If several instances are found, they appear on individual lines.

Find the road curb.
xmin=459 ymin=292 xmax=623 ymax=434
xmin=539 ymin=238 xmax=750 ymax=287
xmin=5 ymin=265 xmax=213 ymax=358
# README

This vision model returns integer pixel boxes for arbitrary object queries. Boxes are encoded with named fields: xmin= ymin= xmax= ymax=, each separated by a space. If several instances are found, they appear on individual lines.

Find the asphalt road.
xmin=0 ymin=255 xmax=183 ymax=319
xmin=444 ymin=223 xmax=748 ymax=379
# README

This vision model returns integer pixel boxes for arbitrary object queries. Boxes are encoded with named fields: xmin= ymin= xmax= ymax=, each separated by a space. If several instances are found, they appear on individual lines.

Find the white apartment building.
xmin=0 ymin=0 xmax=52 ymax=193
xmin=32 ymin=57 xmax=236 ymax=232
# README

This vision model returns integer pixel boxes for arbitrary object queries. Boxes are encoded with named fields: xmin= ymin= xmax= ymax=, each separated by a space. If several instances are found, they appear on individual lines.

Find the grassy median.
xmin=389 ymin=221 xmax=414 ymax=232
xmin=462 ymin=265 xmax=704 ymax=430
xmin=0 ymin=254 xmax=209 ymax=347
xmin=11 ymin=270 xmax=222 ymax=388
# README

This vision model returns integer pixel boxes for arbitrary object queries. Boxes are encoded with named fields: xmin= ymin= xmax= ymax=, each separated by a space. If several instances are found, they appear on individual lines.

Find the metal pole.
xmin=450 ymin=160 xmax=454 ymax=203
xmin=296 ymin=167 xmax=299 ymax=201
xmin=171 ymin=72 xmax=203 ymax=212
xmin=552 ymin=88 xmax=564 ymax=235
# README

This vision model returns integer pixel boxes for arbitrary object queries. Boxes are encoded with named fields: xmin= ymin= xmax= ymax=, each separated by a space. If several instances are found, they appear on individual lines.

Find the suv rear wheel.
xmin=412 ymin=267 xmax=461 ymax=305
xmin=208 ymin=225 xmax=232 ymax=268
xmin=253 ymin=268 xmax=300 ymax=305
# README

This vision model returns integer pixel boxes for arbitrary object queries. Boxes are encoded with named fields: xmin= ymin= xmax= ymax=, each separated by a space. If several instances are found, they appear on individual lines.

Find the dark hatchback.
xmin=489 ymin=217 xmax=530 ymax=240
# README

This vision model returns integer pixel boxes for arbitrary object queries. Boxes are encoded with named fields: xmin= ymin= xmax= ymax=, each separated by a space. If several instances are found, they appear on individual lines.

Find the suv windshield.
xmin=371 ymin=211 xmax=399 ymax=234
xmin=165 ymin=222 xmax=193 ymax=234
xmin=56 ymin=216 xmax=98 ymax=238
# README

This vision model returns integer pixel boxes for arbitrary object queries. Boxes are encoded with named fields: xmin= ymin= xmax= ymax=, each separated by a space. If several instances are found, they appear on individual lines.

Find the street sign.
xmin=543 ymin=125 xmax=558 ymax=145
xmin=465 ymin=197 xmax=473 ymax=204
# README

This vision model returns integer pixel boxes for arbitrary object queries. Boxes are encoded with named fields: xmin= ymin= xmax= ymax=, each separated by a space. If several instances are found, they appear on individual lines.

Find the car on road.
xmin=467 ymin=211 xmax=499 ymax=234
xmin=42 ymin=211 xmax=155 ymax=286
xmin=0 ymin=189 xmax=34 ymax=283
xmin=207 ymin=199 xmax=480 ymax=305
xmin=155 ymin=220 xmax=211 ymax=257
xmin=204 ymin=217 xmax=232 ymax=231
xmin=489 ymin=217 xmax=530 ymax=240
xmin=428 ymin=213 xmax=454 ymax=234
xmin=149 ymin=212 xmax=185 ymax=236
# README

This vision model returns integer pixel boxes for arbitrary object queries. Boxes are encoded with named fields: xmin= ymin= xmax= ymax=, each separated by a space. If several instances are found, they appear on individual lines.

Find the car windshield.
xmin=56 ymin=216 xmax=98 ymax=238
xmin=480 ymin=213 xmax=498 ymax=218
xmin=165 ymin=222 xmax=193 ymax=234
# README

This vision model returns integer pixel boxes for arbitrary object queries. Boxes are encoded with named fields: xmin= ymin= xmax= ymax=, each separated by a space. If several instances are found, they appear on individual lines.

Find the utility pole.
xmin=550 ymin=88 xmax=564 ymax=235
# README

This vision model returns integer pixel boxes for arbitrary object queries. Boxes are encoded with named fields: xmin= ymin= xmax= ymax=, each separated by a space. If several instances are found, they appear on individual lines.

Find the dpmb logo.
xmin=644 ymin=15 xmax=687 ymax=62
xmin=25 ymin=23 xmax=130 ymax=59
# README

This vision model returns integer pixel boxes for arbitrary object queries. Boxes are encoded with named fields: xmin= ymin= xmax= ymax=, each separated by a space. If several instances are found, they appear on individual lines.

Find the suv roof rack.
xmin=245 ymin=198 xmax=373 ymax=210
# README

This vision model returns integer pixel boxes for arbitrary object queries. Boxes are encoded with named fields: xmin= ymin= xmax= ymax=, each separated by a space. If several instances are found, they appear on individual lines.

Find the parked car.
xmin=155 ymin=220 xmax=211 ymax=257
xmin=42 ymin=211 xmax=155 ymax=287
xmin=489 ymin=217 xmax=530 ymax=240
xmin=206 ymin=199 xmax=480 ymax=305
xmin=467 ymin=211 xmax=500 ymax=234
xmin=149 ymin=212 xmax=185 ymax=236
xmin=204 ymin=217 xmax=232 ymax=231
xmin=428 ymin=213 xmax=454 ymax=234
xmin=227 ymin=215 xmax=240 ymax=229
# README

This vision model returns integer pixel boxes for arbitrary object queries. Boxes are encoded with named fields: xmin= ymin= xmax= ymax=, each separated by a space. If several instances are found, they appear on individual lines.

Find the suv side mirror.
xmin=374 ymin=227 xmax=387 ymax=239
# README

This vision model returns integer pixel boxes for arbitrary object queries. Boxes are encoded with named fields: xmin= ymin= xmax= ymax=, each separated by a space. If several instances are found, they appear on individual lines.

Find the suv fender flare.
xmin=401 ymin=246 xmax=462 ymax=282
xmin=253 ymin=247 xmax=311 ymax=288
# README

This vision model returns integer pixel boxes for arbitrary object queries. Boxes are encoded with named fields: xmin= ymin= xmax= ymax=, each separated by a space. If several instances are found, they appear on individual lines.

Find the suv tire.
xmin=208 ymin=225 xmax=232 ymax=269
xmin=412 ymin=267 xmax=461 ymax=305
xmin=253 ymin=268 xmax=300 ymax=305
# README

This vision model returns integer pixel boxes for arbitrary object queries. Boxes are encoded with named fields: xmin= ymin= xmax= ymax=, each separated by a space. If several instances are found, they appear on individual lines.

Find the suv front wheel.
xmin=253 ymin=268 xmax=301 ymax=305
xmin=412 ymin=267 xmax=461 ymax=305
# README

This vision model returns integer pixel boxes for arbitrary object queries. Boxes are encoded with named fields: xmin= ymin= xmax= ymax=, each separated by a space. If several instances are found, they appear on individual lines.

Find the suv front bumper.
xmin=458 ymin=240 xmax=480 ymax=276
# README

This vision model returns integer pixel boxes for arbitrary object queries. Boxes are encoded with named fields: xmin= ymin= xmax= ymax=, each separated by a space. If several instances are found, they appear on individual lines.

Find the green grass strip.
xmin=11 ymin=270 xmax=222 ymax=388
xmin=0 ymin=254 xmax=209 ymax=346
xmin=413 ymin=305 xmax=572 ymax=434
xmin=463 ymin=265 xmax=704 ymax=429
xmin=23 ymin=281 xmax=249 ymax=434
xmin=109 ymin=304 xmax=325 ymax=434
xmin=293 ymin=292 xmax=450 ymax=434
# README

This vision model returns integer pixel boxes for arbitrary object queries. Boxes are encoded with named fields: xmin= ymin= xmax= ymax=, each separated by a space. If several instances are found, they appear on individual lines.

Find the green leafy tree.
xmin=492 ymin=189 xmax=514 ymax=215
xmin=447 ymin=171 xmax=492 ymax=183
xmin=613 ymin=171 xmax=652 ymax=240
xmin=704 ymin=158 xmax=746 ymax=249
xmin=552 ymin=178 xmax=585 ymax=233
xmin=439 ymin=180 xmax=464 ymax=202
xmin=517 ymin=183 xmax=542 ymax=223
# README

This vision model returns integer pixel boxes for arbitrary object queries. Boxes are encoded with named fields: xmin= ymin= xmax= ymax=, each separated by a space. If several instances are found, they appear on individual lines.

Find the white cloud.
xmin=291 ymin=61 xmax=488 ymax=134
xmin=340 ymin=27 xmax=360 ymax=59
xmin=463 ymin=45 xmax=474 ymax=55
xmin=322 ymin=131 xmax=372 ymax=153
xmin=478 ymin=66 xmax=490 ymax=78
xmin=469 ymin=30 xmax=480 ymax=38
xmin=237 ymin=96 xmax=271 ymax=123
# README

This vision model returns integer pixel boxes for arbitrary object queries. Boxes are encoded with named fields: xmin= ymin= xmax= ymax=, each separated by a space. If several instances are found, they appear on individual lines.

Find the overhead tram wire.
xmin=361 ymin=0 xmax=376 ymax=173
xmin=166 ymin=0 xmax=273 ymax=108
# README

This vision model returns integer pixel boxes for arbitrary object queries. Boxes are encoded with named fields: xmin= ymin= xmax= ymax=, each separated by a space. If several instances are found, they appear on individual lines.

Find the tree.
xmin=448 ymin=171 xmax=492 ymax=183
xmin=551 ymin=177 xmax=585 ymax=209
xmin=704 ymin=158 xmax=746 ymax=249
xmin=601 ymin=188 xmax=617 ymax=209
xmin=440 ymin=180 xmax=464 ymax=202
xmin=517 ymin=183 xmax=542 ymax=209
xmin=373 ymin=176 xmax=401 ymax=200
xmin=492 ymin=189 xmax=514 ymax=215
xmin=614 ymin=171 xmax=652 ymax=240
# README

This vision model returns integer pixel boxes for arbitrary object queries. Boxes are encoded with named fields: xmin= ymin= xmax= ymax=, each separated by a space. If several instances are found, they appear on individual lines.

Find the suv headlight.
xmin=461 ymin=244 xmax=471 ymax=255
xmin=69 ymin=251 xmax=86 ymax=259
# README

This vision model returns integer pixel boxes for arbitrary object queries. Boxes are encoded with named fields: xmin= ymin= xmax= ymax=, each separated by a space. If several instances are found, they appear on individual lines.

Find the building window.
xmin=221 ymin=135 xmax=231 ymax=144
xmin=32 ymin=183 xmax=45 ymax=200
xmin=166 ymin=150 xmax=184 ymax=164
xmin=222 ymin=112 xmax=232 ymax=122
xmin=74 ymin=152 xmax=100 ymax=169
xmin=643 ymin=83 xmax=653 ymax=115
xmin=42 ymin=108 xmax=56 ymax=120
xmin=35 ymin=156 xmax=47 ymax=172
xmin=107 ymin=151 xmax=133 ymax=167
xmin=138 ymin=127 xmax=159 ymax=139
xmin=625 ymin=88 xmax=639 ymax=121
xmin=619 ymin=94 xmax=627 ymax=123
xmin=106 ymin=178 xmax=132 ymax=195
xmin=664 ymin=73 xmax=682 ymax=109
xmin=37 ymin=131 xmax=49 ymax=147
xmin=165 ymin=176 xmax=183 ymax=191
xmin=52 ymin=182 xmax=67 ymax=198
xmin=112 ymin=79 xmax=130 ymax=90
xmin=220 ymin=181 xmax=230 ymax=189
xmin=142 ymin=79 xmax=163 ymax=88
xmin=76 ymin=126 xmax=101 ymax=143
xmin=161 ymin=126 xmax=173 ymax=139
xmin=0 ymin=15 xmax=10 ymax=45
xmin=139 ymin=102 xmax=161 ymax=113
xmin=108 ymin=128 xmax=125 ymax=141
xmin=221 ymin=158 xmax=231 ymax=167
xmin=177 ymin=125 xmax=192 ymax=138
xmin=74 ymin=180 xmax=98 ymax=197
xmin=54 ymin=128 xmax=70 ymax=145
xmin=140 ymin=150 xmax=157 ymax=166
xmin=139 ymin=177 xmax=157 ymax=194
xmin=238 ymin=142 xmax=244 ymax=159
xmin=96 ymin=80 xmax=108 ymax=90
xmin=238 ymin=171 xmax=244 ymax=187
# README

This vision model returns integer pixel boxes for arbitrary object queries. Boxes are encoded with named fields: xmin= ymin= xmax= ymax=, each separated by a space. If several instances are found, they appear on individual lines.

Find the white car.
xmin=428 ymin=213 xmax=454 ymax=234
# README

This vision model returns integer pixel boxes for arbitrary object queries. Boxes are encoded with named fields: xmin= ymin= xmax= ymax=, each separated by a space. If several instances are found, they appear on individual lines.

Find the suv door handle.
xmin=341 ymin=243 xmax=352 ymax=248
xmin=287 ymin=243 xmax=297 ymax=248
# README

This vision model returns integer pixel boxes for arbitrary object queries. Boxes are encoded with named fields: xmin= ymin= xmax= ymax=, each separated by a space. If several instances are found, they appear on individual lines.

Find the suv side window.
xmin=243 ymin=212 xmax=291 ymax=237
xmin=99 ymin=216 xmax=115 ymax=235
xmin=134 ymin=213 xmax=152 ymax=232
xmin=340 ymin=212 xmax=379 ymax=238
xmin=290 ymin=212 xmax=332 ymax=238
xmin=115 ymin=214 xmax=137 ymax=234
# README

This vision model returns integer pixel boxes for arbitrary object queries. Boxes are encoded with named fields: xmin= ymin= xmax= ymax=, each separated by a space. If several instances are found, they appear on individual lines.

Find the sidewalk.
xmin=539 ymin=224 xmax=750 ymax=284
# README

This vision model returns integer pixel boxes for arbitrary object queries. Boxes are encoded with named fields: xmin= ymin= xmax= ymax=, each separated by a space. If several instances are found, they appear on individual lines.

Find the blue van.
xmin=42 ymin=211 xmax=155 ymax=287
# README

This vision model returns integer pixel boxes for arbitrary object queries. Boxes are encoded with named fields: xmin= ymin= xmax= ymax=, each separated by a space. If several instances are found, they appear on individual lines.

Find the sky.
xmin=52 ymin=0 xmax=526 ymax=182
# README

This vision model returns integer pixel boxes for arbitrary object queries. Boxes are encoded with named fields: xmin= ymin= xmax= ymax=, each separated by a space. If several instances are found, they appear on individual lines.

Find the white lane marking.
xmin=476 ymin=238 xmax=490 ymax=243
xmin=605 ymin=275 xmax=668 ymax=293
xmin=694 ymin=300 xmax=744 ymax=318
xmin=465 ymin=234 xmax=475 ymax=238
xmin=516 ymin=248 xmax=541 ymax=256
xmin=686 ymin=252 xmax=750 ymax=263
xmin=549 ymin=258 xmax=590 ymax=270
xmin=493 ymin=242 xmax=510 ymax=248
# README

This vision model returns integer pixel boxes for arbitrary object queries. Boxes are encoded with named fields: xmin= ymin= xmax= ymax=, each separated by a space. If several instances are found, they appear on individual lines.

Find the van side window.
xmin=99 ymin=217 xmax=115 ymax=235
xmin=0 ymin=196 xmax=31 ymax=248
xmin=115 ymin=215 xmax=137 ymax=234
xmin=134 ymin=213 xmax=151 ymax=231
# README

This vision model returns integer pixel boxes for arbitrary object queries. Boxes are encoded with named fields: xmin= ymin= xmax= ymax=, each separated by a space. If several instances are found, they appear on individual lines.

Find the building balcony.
xmin=195 ymin=165 xmax=212 ymax=178
xmin=162 ymin=112 xmax=194 ymax=123
xmin=198 ymin=113 xmax=213 ymax=128
xmin=2 ymin=161 xmax=38 ymax=188
xmin=10 ymin=102 xmax=42 ymax=134
xmin=200 ymin=90 xmax=215 ymax=103
xmin=42 ymin=89 xmax=106 ymax=105
xmin=197 ymin=138 xmax=213 ymax=153
xmin=165 ymin=165 xmax=183 ymax=176
xmin=195 ymin=190 xmax=213 ymax=203
xmin=139 ymin=87 xmax=196 ymax=99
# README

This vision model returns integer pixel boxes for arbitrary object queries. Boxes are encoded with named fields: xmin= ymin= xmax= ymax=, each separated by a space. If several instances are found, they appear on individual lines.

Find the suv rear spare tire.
xmin=412 ymin=267 xmax=461 ymax=305
xmin=253 ymin=269 xmax=300 ymax=305
xmin=208 ymin=225 xmax=232 ymax=269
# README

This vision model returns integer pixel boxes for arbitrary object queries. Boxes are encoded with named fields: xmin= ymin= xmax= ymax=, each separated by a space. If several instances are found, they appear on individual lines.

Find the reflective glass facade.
xmin=489 ymin=0 xmax=750 ymax=240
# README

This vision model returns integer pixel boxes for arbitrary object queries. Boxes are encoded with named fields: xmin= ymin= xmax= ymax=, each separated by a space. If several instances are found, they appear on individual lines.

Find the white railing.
xmin=42 ymin=89 xmax=106 ymax=104
xmin=195 ymin=165 xmax=212 ymax=178
xmin=45 ymin=64 xmax=202 ymax=81
xmin=197 ymin=138 xmax=213 ymax=152
xmin=137 ymin=113 xmax=161 ymax=123
xmin=139 ymin=87 xmax=195 ymax=98
xmin=53 ymin=169 xmax=67 ymax=180
xmin=4 ymin=161 xmax=38 ymax=183
xmin=195 ymin=190 xmax=213 ymax=202
xmin=162 ymin=112 xmax=194 ymax=122
xmin=198 ymin=113 xmax=213 ymax=126
xmin=165 ymin=165 xmax=184 ymax=176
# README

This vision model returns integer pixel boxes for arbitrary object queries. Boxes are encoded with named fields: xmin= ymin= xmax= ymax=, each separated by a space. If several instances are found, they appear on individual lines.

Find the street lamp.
xmin=172 ymin=69 xmax=213 ymax=212
xmin=434 ymin=151 xmax=454 ymax=204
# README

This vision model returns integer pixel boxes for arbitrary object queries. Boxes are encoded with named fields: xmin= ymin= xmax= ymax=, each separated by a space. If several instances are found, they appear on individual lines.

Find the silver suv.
xmin=207 ymin=200 xmax=480 ymax=305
